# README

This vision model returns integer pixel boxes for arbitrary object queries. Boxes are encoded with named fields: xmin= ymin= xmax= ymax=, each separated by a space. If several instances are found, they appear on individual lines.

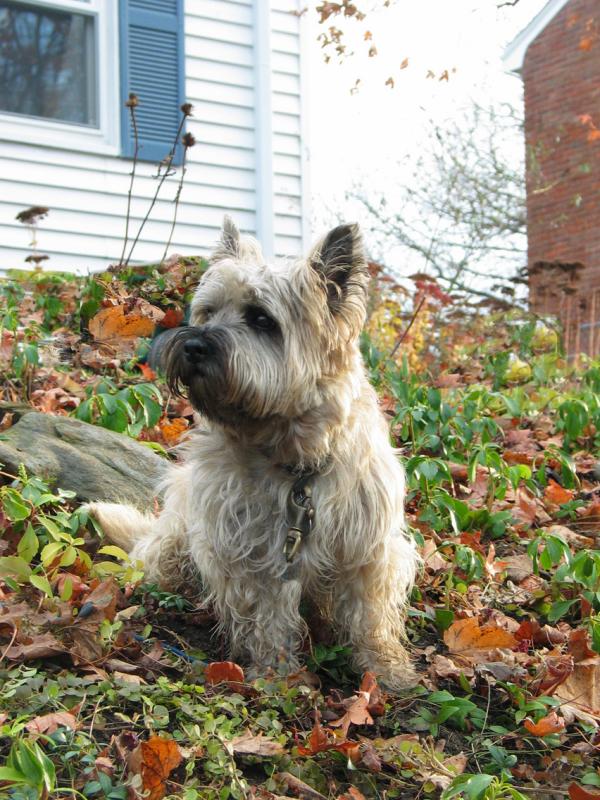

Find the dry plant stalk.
xmin=119 ymin=93 xmax=140 ymax=267
xmin=121 ymin=103 xmax=194 ymax=268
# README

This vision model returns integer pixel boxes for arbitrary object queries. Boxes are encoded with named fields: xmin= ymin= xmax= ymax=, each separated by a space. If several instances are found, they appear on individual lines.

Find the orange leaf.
xmin=297 ymin=720 xmax=360 ymax=762
xmin=89 ymin=300 xmax=164 ymax=342
xmin=400 ymin=57 xmax=409 ymax=69
xmin=161 ymin=307 xmax=185 ymax=328
xmin=579 ymin=36 xmax=594 ymax=50
xmin=138 ymin=362 xmax=157 ymax=380
xmin=338 ymin=788 xmax=367 ymax=800
xmin=135 ymin=736 xmax=182 ymax=800
xmin=569 ymin=783 xmax=600 ymax=800
xmin=297 ymin=720 xmax=333 ymax=755
xmin=544 ymin=479 xmax=574 ymax=507
xmin=523 ymin=711 xmax=565 ymax=736
xmin=359 ymin=671 xmax=386 ymax=716
xmin=329 ymin=693 xmax=373 ymax=736
xmin=588 ymin=129 xmax=600 ymax=142
xmin=159 ymin=417 xmax=189 ymax=445
xmin=443 ymin=617 xmax=517 ymax=654
xmin=205 ymin=661 xmax=245 ymax=685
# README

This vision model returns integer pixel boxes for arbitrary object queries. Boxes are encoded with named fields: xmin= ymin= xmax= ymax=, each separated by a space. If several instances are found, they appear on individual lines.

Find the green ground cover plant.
xmin=1 ymin=264 xmax=600 ymax=800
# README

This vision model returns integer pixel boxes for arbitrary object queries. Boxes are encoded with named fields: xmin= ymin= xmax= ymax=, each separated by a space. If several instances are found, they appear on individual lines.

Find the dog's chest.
xmin=188 ymin=444 xmax=293 ymax=554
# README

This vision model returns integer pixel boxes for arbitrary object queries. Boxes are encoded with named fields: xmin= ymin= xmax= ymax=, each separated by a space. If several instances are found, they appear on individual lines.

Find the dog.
xmin=89 ymin=217 xmax=418 ymax=687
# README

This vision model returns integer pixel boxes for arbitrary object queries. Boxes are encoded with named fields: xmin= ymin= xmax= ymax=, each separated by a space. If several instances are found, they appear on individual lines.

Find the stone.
xmin=0 ymin=412 xmax=165 ymax=509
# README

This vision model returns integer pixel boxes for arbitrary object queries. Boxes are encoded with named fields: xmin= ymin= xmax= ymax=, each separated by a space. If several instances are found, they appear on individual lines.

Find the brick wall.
xmin=523 ymin=0 xmax=600 ymax=354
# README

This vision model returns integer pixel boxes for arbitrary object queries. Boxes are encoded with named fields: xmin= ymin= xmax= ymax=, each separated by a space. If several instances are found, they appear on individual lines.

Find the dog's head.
xmin=163 ymin=216 xmax=369 ymax=426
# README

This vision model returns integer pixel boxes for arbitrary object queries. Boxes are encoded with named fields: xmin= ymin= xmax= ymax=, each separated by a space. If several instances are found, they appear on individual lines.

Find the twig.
xmin=119 ymin=95 xmax=140 ymax=267
xmin=125 ymin=104 xmax=192 ymax=267
xmin=161 ymin=133 xmax=195 ymax=264
xmin=590 ymin=290 xmax=596 ymax=358
xmin=390 ymin=295 xmax=427 ymax=360
xmin=0 ymin=624 xmax=18 ymax=662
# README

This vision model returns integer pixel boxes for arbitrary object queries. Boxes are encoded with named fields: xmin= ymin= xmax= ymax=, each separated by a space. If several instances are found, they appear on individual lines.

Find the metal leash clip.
xmin=284 ymin=480 xmax=315 ymax=563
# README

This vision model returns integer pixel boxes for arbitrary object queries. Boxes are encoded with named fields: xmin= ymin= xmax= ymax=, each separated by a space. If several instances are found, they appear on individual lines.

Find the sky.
xmin=305 ymin=0 xmax=549 ymax=233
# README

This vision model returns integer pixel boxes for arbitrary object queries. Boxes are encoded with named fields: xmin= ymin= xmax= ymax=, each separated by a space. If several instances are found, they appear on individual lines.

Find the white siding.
xmin=0 ymin=0 xmax=307 ymax=273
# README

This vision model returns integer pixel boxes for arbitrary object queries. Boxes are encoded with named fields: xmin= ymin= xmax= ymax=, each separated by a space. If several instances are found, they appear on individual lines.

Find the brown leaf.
xmin=569 ymin=783 xmax=600 ymax=800
xmin=80 ymin=578 xmax=120 ymax=622
xmin=421 ymin=538 xmax=448 ymax=572
xmin=26 ymin=711 xmax=80 ymax=734
xmin=228 ymin=730 xmax=285 ymax=757
xmin=502 ymin=554 xmax=533 ymax=583
xmin=569 ymin=629 xmax=597 ymax=662
xmin=523 ymin=711 xmax=565 ymax=737
xmin=444 ymin=617 xmax=517 ymax=655
xmin=544 ymin=479 xmax=575 ymax=508
xmin=205 ymin=661 xmax=245 ymax=685
xmin=276 ymin=771 xmax=326 ymax=800
xmin=89 ymin=300 xmax=164 ymax=342
xmin=129 ymin=736 xmax=182 ymax=800
xmin=515 ymin=619 xmax=567 ymax=647
xmin=430 ymin=653 xmax=474 ymax=681
xmin=555 ymin=658 xmax=600 ymax=716
xmin=359 ymin=671 xmax=385 ymax=716
xmin=5 ymin=632 xmax=65 ymax=661
xmin=338 ymin=788 xmax=367 ymax=800
xmin=329 ymin=693 xmax=373 ymax=736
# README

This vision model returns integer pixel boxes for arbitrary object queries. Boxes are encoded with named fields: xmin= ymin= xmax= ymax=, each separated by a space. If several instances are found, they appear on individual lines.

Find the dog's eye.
xmin=245 ymin=306 xmax=278 ymax=333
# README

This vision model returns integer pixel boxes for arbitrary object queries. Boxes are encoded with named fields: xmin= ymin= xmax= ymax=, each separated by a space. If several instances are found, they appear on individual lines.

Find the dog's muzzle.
xmin=183 ymin=335 xmax=214 ymax=369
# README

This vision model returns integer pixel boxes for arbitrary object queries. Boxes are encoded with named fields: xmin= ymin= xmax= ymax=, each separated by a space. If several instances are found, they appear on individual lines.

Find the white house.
xmin=0 ymin=0 xmax=309 ymax=273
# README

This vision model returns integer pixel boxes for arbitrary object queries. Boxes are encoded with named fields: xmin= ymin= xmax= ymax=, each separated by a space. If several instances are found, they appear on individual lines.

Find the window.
xmin=0 ymin=0 xmax=184 ymax=159
xmin=0 ymin=1 xmax=97 ymax=125
xmin=0 ymin=0 xmax=119 ymax=154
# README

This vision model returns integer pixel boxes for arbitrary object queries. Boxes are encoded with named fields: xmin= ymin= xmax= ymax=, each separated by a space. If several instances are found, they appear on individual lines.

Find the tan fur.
xmin=88 ymin=218 xmax=419 ymax=687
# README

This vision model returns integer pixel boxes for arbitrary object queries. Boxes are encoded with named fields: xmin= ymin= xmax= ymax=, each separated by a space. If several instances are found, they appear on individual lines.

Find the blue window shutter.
xmin=119 ymin=0 xmax=185 ymax=164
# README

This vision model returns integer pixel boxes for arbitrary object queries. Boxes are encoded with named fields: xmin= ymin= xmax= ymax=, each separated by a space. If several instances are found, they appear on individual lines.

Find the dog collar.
xmin=283 ymin=470 xmax=315 ymax=566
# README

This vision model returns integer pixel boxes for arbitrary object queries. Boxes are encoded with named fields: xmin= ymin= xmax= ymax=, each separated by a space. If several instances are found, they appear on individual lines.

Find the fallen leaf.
xmin=444 ymin=617 xmax=517 ymax=655
xmin=502 ymin=554 xmax=533 ymax=583
xmin=569 ymin=784 xmax=600 ymax=800
xmin=555 ymin=657 xmax=600 ymax=717
xmin=338 ymin=788 xmax=367 ymax=800
xmin=205 ymin=661 xmax=245 ymax=685
xmin=89 ymin=300 xmax=164 ymax=342
xmin=544 ymin=479 xmax=575 ymax=507
xmin=276 ymin=771 xmax=327 ymax=800
xmin=421 ymin=538 xmax=448 ymax=572
xmin=159 ymin=416 xmax=189 ymax=445
xmin=138 ymin=362 xmax=157 ymax=380
xmin=329 ymin=693 xmax=373 ymax=736
xmin=228 ymin=730 xmax=285 ymax=756
xmin=569 ymin=629 xmax=597 ymax=662
xmin=429 ymin=653 xmax=474 ymax=681
xmin=79 ymin=578 xmax=120 ymax=622
xmin=129 ymin=735 xmax=182 ymax=800
xmin=523 ymin=711 xmax=565 ymax=736
xmin=4 ymin=632 xmax=65 ymax=661
xmin=26 ymin=711 xmax=80 ymax=734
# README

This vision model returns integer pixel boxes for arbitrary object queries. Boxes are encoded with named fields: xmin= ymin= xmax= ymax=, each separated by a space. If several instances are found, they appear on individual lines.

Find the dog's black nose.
xmin=184 ymin=337 xmax=212 ymax=363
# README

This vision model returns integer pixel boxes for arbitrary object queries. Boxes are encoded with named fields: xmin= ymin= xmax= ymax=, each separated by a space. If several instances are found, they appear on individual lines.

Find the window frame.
xmin=0 ymin=0 xmax=120 ymax=155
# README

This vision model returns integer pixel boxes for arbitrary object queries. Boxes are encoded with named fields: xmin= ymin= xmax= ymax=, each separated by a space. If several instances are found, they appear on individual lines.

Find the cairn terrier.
xmin=89 ymin=218 xmax=418 ymax=686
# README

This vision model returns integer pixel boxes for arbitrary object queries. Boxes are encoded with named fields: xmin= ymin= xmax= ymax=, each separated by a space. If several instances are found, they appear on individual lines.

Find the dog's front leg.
xmin=211 ymin=575 xmax=305 ymax=674
xmin=331 ymin=554 xmax=416 ymax=689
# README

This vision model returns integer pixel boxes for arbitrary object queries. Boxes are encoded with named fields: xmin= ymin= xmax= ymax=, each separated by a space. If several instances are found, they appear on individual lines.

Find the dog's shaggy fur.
xmin=89 ymin=218 xmax=418 ymax=687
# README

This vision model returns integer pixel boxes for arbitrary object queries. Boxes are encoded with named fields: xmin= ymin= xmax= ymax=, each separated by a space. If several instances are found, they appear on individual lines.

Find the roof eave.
xmin=502 ymin=0 xmax=571 ymax=73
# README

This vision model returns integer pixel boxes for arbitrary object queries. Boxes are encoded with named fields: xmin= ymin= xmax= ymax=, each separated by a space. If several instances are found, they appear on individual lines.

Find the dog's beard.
xmin=161 ymin=326 xmax=279 ymax=427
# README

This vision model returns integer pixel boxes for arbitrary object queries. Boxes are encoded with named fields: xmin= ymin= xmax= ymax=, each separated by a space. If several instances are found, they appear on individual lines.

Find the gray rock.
xmin=0 ymin=412 xmax=165 ymax=509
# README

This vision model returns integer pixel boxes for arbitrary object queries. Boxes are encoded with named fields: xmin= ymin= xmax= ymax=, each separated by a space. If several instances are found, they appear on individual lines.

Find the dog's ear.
xmin=211 ymin=215 xmax=241 ymax=262
xmin=309 ymin=224 xmax=368 ymax=313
